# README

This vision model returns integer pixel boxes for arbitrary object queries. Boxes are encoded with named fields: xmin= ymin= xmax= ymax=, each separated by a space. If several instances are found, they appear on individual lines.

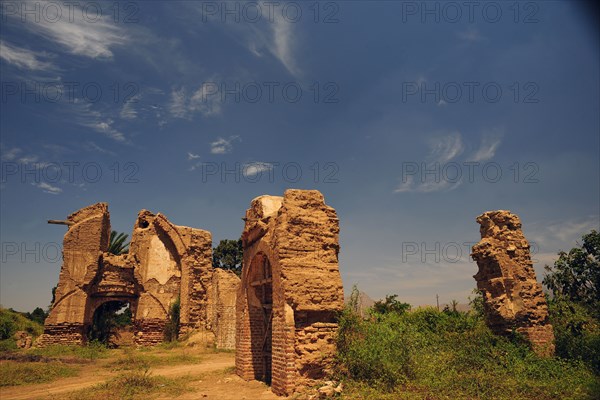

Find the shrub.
xmin=164 ymin=297 xmax=180 ymax=342
xmin=548 ymin=297 xmax=600 ymax=374
xmin=336 ymin=300 xmax=600 ymax=399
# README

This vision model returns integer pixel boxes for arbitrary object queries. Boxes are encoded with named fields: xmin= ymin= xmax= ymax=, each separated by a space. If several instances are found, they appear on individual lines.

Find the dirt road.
xmin=0 ymin=352 xmax=279 ymax=400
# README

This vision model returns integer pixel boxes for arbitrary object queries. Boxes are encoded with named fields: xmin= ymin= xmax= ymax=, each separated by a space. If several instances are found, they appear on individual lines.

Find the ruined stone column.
xmin=471 ymin=210 xmax=555 ymax=356
xmin=38 ymin=203 xmax=110 ymax=346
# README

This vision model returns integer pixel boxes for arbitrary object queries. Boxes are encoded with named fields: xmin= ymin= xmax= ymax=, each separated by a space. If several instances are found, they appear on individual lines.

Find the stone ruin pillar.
xmin=236 ymin=189 xmax=344 ymax=396
xmin=471 ymin=210 xmax=555 ymax=356
xmin=38 ymin=203 xmax=110 ymax=346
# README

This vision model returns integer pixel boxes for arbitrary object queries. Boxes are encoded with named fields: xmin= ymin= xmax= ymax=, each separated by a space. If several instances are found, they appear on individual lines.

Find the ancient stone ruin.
xmin=236 ymin=189 xmax=344 ymax=396
xmin=471 ymin=210 xmax=555 ymax=356
xmin=38 ymin=203 xmax=239 ymax=348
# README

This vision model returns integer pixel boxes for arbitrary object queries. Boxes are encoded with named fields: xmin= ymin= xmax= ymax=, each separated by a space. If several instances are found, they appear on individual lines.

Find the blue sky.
xmin=1 ymin=1 xmax=598 ymax=311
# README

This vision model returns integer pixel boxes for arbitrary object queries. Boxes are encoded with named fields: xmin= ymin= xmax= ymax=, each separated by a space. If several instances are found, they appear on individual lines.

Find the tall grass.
xmin=336 ymin=306 xmax=600 ymax=399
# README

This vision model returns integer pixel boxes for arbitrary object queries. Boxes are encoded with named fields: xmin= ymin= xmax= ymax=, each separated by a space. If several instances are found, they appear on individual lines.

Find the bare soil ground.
xmin=0 ymin=350 xmax=279 ymax=400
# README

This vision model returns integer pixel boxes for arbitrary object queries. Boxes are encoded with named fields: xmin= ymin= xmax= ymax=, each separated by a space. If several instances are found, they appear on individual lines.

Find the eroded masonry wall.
xmin=39 ymin=203 xmax=236 ymax=347
xmin=38 ymin=203 xmax=110 ymax=345
xmin=236 ymin=190 xmax=344 ymax=396
xmin=471 ymin=210 xmax=555 ymax=356
xmin=209 ymin=268 xmax=240 ymax=349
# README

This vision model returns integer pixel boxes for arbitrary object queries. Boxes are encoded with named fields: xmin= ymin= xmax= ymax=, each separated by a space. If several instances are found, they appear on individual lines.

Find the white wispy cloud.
xmin=394 ymin=131 xmax=502 ymax=193
xmin=120 ymin=94 xmax=141 ymax=120
xmin=85 ymin=120 xmax=126 ymax=142
xmin=35 ymin=182 xmax=62 ymax=195
xmin=270 ymin=14 xmax=300 ymax=77
xmin=427 ymin=132 xmax=464 ymax=163
xmin=169 ymin=85 xmax=222 ymax=119
xmin=71 ymin=101 xmax=127 ymax=142
xmin=0 ymin=146 xmax=23 ymax=161
xmin=187 ymin=152 xmax=201 ymax=160
xmin=9 ymin=4 xmax=127 ymax=59
xmin=83 ymin=141 xmax=116 ymax=156
xmin=470 ymin=132 xmax=503 ymax=162
xmin=0 ymin=40 xmax=56 ymax=71
xmin=199 ymin=2 xmax=301 ymax=77
xmin=210 ymin=135 xmax=240 ymax=154
xmin=1 ymin=145 xmax=69 ymax=194
xmin=243 ymin=162 xmax=274 ymax=177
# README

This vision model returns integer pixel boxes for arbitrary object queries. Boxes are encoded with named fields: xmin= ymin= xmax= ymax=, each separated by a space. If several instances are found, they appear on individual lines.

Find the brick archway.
xmin=246 ymin=252 xmax=273 ymax=383
xmin=236 ymin=190 xmax=344 ymax=396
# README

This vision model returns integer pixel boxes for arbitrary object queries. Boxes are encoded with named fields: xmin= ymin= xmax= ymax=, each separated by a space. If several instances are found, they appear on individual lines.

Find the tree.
xmin=88 ymin=301 xmax=126 ymax=346
xmin=213 ymin=239 xmax=243 ymax=276
xmin=164 ymin=297 xmax=180 ymax=342
xmin=25 ymin=307 xmax=47 ymax=325
xmin=108 ymin=231 xmax=129 ymax=255
xmin=372 ymin=294 xmax=411 ymax=315
xmin=543 ymin=230 xmax=599 ymax=309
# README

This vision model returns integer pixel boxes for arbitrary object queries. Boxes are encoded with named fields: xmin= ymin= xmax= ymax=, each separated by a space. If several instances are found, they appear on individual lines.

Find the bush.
xmin=548 ymin=297 xmax=600 ymax=374
xmin=0 ymin=307 xmax=44 ymax=344
xmin=336 ymin=302 xmax=600 ymax=399
xmin=164 ymin=297 xmax=180 ymax=342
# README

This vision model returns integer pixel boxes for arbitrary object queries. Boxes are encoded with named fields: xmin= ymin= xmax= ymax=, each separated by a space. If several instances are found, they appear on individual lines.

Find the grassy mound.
xmin=0 ymin=307 xmax=44 ymax=351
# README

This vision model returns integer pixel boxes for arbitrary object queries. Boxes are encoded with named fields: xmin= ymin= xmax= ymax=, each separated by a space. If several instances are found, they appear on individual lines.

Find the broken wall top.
xmin=243 ymin=189 xmax=344 ymax=313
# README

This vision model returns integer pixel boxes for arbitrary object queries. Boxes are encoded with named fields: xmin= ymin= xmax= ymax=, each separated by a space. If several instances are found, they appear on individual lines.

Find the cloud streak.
xmin=0 ymin=40 xmax=56 ymax=71
xmin=7 ymin=2 xmax=127 ymax=59
xmin=210 ymin=135 xmax=240 ymax=154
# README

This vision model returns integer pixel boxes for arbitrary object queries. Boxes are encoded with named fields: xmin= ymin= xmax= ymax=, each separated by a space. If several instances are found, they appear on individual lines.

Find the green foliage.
xmin=548 ymin=297 xmax=600 ymax=374
xmin=164 ymin=297 xmax=180 ymax=342
xmin=372 ymin=294 xmax=411 ymax=316
xmin=50 ymin=285 xmax=57 ymax=308
xmin=0 ymin=307 xmax=44 ymax=341
xmin=24 ymin=307 xmax=47 ymax=325
xmin=468 ymin=288 xmax=485 ymax=318
xmin=212 ymin=239 xmax=243 ymax=276
xmin=336 ymin=304 xmax=599 ymax=399
xmin=114 ymin=306 xmax=133 ymax=327
xmin=108 ymin=230 xmax=130 ymax=255
xmin=28 ymin=341 xmax=107 ymax=360
xmin=543 ymin=230 xmax=599 ymax=311
xmin=0 ymin=361 xmax=78 ymax=386
xmin=88 ymin=301 xmax=129 ymax=346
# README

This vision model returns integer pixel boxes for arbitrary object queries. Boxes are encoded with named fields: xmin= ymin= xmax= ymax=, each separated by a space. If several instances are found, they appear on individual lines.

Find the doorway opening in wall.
xmin=88 ymin=301 xmax=133 ymax=347
xmin=249 ymin=253 xmax=273 ymax=384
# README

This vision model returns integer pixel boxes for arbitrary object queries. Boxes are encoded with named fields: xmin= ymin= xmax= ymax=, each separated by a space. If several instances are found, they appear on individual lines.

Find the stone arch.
xmin=243 ymin=251 xmax=274 ymax=383
xmin=85 ymin=297 xmax=138 ymax=345
xmin=236 ymin=190 xmax=344 ymax=396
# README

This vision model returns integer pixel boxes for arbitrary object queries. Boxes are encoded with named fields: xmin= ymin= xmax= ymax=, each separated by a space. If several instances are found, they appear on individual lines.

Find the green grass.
xmin=336 ymin=307 xmax=600 ymax=400
xmin=0 ymin=307 xmax=44 ymax=349
xmin=64 ymin=369 xmax=192 ymax=400
xmin=108 ymin=348 xmax=202 ymax=371
xmin=0 ymin=361 xmax=78 ymax=386
xmin=27 ymin=342 xmax=108 ymax=361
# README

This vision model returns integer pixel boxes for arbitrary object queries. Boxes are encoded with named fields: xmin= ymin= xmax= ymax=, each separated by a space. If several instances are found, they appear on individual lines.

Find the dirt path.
xmin=0 ymin=352 xmax=277 ymax=400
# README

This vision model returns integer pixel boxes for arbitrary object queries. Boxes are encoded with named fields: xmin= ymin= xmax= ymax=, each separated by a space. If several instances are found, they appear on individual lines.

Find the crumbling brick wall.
xmin=209 ymin=268 xmax=240 ymax=349
xmin=236 ymin=190 xmax=344 ymax=396
xmin=39 ymin=203 xmax=235 ymax=347
xmin=38 ymin=203 xmax=110 ymax=346
xmin=471 ymin=210 xmax=555 ymax=356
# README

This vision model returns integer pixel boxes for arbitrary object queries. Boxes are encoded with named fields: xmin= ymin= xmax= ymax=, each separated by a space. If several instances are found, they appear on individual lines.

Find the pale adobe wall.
xmin=472 ymin=210 xmax=555 ymax=357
